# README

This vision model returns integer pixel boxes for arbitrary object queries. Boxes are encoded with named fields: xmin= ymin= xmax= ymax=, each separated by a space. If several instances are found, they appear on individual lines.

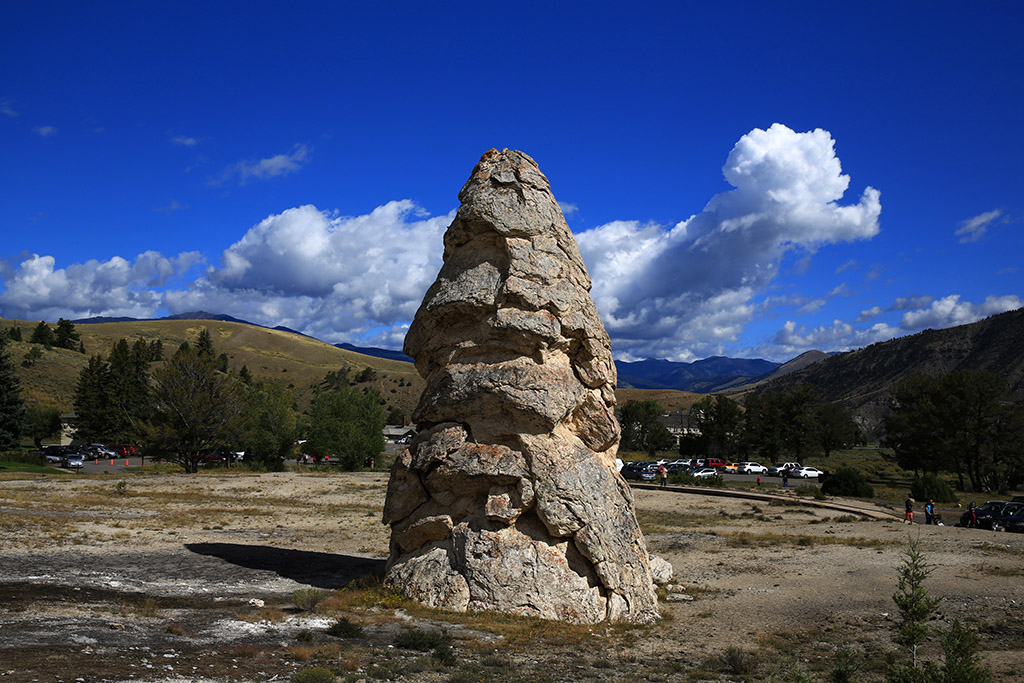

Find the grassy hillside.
xmin=4 ymin=316 xmax=706 ymax=425
xmin=2 ymin=317 xmax=424 ymax=419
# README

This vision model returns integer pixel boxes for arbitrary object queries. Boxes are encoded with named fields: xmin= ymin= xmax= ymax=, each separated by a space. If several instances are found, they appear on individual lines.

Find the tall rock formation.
xmin=383 ymin=149 xmax=659 ymax=624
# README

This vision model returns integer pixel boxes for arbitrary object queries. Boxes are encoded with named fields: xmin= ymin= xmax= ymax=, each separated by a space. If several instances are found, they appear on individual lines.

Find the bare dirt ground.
xmin=1 ymin=470 xmax=1021 ymax=682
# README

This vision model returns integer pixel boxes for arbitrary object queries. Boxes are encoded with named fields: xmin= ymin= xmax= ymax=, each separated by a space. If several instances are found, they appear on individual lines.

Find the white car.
xmin=739 ymin=461 xmax=767 ymax=474
xmin=691 ymin=467 xmax=719 ymax=479
xmin=792 ymin=467 xmax=823 ymax=479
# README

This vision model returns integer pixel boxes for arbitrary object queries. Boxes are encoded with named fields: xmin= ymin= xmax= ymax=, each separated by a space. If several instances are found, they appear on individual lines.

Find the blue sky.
xmin=2 ymin=1 xmax=1022 ymax=362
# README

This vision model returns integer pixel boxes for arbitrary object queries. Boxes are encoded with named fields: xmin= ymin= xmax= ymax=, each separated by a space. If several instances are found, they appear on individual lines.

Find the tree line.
xmin=619 ymin=384 xmax=865 ymax=461
xmin=0 ymin=327 xmax=386 ymax=473
xmin=884 ymin=369 xmax=1024 ymax=492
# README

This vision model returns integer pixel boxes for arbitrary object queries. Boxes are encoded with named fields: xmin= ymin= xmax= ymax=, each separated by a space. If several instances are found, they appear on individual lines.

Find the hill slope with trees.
xmin=747 ymin=308 xmax=1024 ymax=436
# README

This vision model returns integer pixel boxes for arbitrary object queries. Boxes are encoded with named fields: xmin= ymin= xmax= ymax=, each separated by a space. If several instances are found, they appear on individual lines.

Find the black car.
xmin=959 ymin=501 xmax=1010 ymax=529
xmin=620 ymin=462 xmax=656 ymax=482
xmin=992 ymin=502 xmax=1024 ymax=533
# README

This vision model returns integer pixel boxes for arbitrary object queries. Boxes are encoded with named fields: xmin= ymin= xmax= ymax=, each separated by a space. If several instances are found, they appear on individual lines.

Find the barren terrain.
xmin=1 ymin=470 xmax=1021 ymax=682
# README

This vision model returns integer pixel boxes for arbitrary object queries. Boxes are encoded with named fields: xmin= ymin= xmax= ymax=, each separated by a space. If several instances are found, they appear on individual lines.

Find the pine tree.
xmin=53 ymin=318 xmax=81 ymax=350
xmin=30 ymin=321 xmax=55 ymax=348
xmin=107 ymin=339 xmax=150 ymax=442
xmin=74 ymin=355 xmax=115 ymax=441
xmin=196 ymin=328 xmax=215 ymax=358
xmin=0 ymin=336 xmax=26 ymax=450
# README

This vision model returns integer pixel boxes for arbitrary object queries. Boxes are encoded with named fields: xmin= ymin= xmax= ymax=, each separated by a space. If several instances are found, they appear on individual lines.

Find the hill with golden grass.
xmin=1 ymin=317 xmax=424 ymax=419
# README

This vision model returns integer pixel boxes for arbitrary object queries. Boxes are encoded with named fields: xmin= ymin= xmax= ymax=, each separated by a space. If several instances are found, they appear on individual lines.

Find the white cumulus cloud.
xmin=0 ymin=251 xmax=202 ymax=322
xmin=32 ymin=125 xmax=57 ymax=137
xmin=577 ymin=123 xmax=882 ymax=360
xmin=899 ymin=294 xmax=1022 ymax=331
xmin=165 ymin=201 xmax=453 ymax=344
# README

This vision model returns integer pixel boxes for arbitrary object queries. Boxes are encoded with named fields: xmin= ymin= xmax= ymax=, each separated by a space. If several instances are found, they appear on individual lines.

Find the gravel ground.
xmin=0 ymin=470 xmax=1021 ymax=682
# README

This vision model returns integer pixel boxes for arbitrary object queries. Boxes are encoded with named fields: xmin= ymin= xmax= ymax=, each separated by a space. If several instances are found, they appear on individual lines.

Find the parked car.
xmin=695 ymin=458 xmax=725 ymax=469
xmin=62 ymin=454 xmax=85 ymax=469
xmin=792 ymin=467 xmax=824 ymax=479
xmin=723 ymin=462 xmax=741 ymax=472
xmin=739 ymin=461 xmax=767 ymax=474
xmin=690 ymin=467 xmax=719 ymax=479
xmin=768 ymin=462 xmax=802 ymax=476
xmin=996 ymin=504 xmax=1024 ymax=533
xmin=959 ymin=501 xmax=1010 ymax=529
xmin=199 ymin=452 xmax=227 ymax=465
xmin=991 ymin=502 xmax=1024 ymax=532
xmin=111 ymin=444 xmax=137 ymax=457
xmin=621 ymin=462 xmax=656 ymax=482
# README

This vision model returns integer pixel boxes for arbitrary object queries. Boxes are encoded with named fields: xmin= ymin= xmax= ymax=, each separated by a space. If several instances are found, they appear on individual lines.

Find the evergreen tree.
xmin=238 ymin=365 xmax=253 ymax=385
xmin=74 ymin=355 xmax=115 ymax=440
xmin=30 ymin=321 xmax=54 ymax=348
xmin=53 ymin=318 xmax=80 ymax=350
xmin=7 ymin=326 xmax=23 ymax=342
xmin=106 ymin=339 xmax=150 ymax=443
xmin=196 ymin=328 xmax=215 ymax=358
xmin=0 ymin=335 xmax=26 ymax=450
xmin=149 ymin=338 xmax=164 ymax=361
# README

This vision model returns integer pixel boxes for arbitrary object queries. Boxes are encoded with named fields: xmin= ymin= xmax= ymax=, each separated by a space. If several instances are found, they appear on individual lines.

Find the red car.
xmin=111 ymin=444 xmax=137 ymax=457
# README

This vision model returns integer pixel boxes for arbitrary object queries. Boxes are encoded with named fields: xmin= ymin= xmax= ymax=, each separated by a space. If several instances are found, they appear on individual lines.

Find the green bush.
xmin=293 ymin=588 xmax=327 ymax=612
xmin=325 ymin=617 xmax=363 ymax=638
xmin=394 ymin=629 xmax=452 ymax=651
xmin=821 ymin=466 xmax=875 ymax=498
xmin=910 ymin=472 xmax=958 ymax=504
xmin=292 ymin=667 xmax=335 ymax=683
xmin=669 ymin=472 xmax=724 ymax=487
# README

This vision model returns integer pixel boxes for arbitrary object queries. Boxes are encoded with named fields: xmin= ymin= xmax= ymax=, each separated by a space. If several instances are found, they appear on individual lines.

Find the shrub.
xmin=910 ymin=473 xmax=958 ymax=504
xmin=292 ymin=667 xmax=335 ymax=683
xmin=325 ymin=617 xmax=363 ymax=638
xmin=293 ymin=588 xmax=327 ymax=612
xmin=940 ymin=619 xmax=991 ymax=682
xmin=394 ymin=629 xmax=452 ymax=651
xmin=821 ymin=466 xmax=875 ymax=498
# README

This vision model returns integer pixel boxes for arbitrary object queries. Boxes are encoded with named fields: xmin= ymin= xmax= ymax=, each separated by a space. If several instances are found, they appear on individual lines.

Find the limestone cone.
xmin=383 ymin=149 xmax=659 ymax=624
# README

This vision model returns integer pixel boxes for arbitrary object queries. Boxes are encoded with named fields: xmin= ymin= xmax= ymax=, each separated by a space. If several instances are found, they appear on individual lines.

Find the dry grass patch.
xmin=716 ymin=530 xmax=896 ymax=549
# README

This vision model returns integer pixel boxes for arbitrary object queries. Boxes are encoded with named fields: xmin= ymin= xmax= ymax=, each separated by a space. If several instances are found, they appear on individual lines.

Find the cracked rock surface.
xmin=383 ymin=149 xmax=659 ymax=624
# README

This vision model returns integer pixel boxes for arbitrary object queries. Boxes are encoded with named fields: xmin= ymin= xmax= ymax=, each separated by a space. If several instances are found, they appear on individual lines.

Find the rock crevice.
xmin=383 ymin=149 xmax=659 ymax=624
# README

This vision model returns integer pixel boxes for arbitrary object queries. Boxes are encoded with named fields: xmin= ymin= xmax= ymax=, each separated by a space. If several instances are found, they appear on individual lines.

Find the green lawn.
xmin=0 ymin=461 xmax=69 ymax=474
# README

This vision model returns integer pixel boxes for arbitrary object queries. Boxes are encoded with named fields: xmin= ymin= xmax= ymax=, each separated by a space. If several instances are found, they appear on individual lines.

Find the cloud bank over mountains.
xmin=0 ymin=124 xmax=1018 ymax=361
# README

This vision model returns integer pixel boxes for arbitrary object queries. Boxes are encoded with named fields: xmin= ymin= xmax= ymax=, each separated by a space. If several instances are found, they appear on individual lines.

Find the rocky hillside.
xmin=748 ymin=308 xmax=1024 ymax=436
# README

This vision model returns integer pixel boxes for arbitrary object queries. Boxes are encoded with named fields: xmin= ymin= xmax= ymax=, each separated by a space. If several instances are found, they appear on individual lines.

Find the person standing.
xmin=904 ymin=496 xmax=914 ymax=524
xmin=925 ymin=499 xmax=935 ymax=525
xmin=658 ymin=463 xmax=668 ymax=488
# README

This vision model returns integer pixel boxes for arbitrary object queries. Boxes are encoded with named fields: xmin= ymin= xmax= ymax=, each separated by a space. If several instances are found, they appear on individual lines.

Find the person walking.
xmin=658 ymin=463 xmax=668 ymax=488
